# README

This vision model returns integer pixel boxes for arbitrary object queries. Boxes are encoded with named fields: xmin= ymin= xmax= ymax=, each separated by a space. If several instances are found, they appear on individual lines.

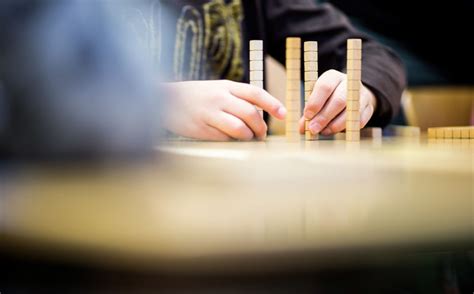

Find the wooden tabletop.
xmin=1 ymin=136 xmax=473 ymax=272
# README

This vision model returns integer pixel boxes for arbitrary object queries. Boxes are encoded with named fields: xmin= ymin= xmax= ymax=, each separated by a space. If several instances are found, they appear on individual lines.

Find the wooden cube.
xmin=250 ymin=50 xmax=263 ymax=60
xmin=250 ymin=70 xmax=263 ymax=81
xmin=304 ymin=71 xmax=318 ymax=81
xmin=286 ymin=37 xmax=301 ymax=49
xmin=250 ymin=60 xmax=263 ymax=71
xmin=347 ymin=39 xmax=362 ymax=49
xmin=287 ymin=69 xmax=301 ymax=80
xmin=249 ymin=40 xmax=263 ymax=51
xmin=304 ymin=51 xmax=318 ymax=61
xmin=304 ymin=41 xmax=318 ymax=51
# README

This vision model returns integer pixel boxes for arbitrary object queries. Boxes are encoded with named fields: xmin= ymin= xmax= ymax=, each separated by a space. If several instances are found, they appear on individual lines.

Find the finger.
xmin=226 ymin=81 xmax=287 ymax=120
xmin=222 ymin=95 xmax=267 ymax=140
xmin=308 ymin=80 xmax=347 ymax=134
xmin=320 ymin=110 xmax=346 ymax=136
xmin=205 ymin=111 xmax=254 ymax=141
xmin=202 ymin=124 xmax=232 ymax=141
xmin=298 ymin=116 xmax=305 ymax=134
xmin=304 ymin=69 xmax=345 ymax=120
xmin=321 ymin=103 xmax=375 ymax=136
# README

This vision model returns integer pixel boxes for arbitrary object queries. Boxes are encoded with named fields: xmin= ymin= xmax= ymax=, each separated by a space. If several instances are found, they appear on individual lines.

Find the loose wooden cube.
xmin=427 ymin=128 xmax=436 ymax=139
xmin=436 ymin=128 xmax=444 ymax=138
xmin=452 ymin=128 xmax=461 ymax=138
xmin=361 ymin=127 xmax=382 ymax=139
xmin=461 ymin=128 xmax=470 ymax=139
xmin=444 ymin=128 xmax=453 ymax=138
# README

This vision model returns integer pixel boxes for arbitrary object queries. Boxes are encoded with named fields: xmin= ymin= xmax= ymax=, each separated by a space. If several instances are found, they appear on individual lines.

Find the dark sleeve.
xmin=0 ymin=0 xmax=163 ymax=160
xmin=261 ymin=0 xmax=406 ymax=127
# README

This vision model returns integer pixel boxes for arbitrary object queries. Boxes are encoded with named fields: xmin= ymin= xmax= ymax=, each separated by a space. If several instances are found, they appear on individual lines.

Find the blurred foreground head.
xmin=0 ymin=0 xmax=163 ymax=161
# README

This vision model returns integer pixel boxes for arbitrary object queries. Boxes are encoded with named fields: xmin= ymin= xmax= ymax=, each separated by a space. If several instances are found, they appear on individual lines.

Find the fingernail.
xmin=304 ymin=110 xmax=315 ymax=120
xmin=309 ymin=121 xmax=322 ymax=134
xmin=277 ymin=106 xmax=287 ymax=117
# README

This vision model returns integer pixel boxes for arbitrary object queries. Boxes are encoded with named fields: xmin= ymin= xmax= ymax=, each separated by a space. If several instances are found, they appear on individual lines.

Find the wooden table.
xmin=1 ymin=136 xmax=473 ymax=274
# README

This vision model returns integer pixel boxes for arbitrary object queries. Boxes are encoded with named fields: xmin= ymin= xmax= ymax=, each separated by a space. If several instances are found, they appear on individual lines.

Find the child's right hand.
xmin=163 ymin=80 xmax=287 ymax=141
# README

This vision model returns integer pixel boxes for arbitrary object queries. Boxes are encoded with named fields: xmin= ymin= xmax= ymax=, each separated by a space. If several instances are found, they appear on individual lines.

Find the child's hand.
xmin=299 ymin=70 xmax=377 ymax=136
xmin=163 ymin=80 xmax=286 ymax=141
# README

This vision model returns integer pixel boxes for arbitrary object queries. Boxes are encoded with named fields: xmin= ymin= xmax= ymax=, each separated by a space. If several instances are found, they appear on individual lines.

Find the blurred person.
xmin=136 ymin=0 xmax=406 ymax=140
xmin=0 ymin=0 xmax=162 ymax=160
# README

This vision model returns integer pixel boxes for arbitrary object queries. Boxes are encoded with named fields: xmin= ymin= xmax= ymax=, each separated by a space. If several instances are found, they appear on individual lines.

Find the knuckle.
xmin=316 ymin=114 xmax=329 ymax=126
xmin=333 ymin=96 xmax=346 ymax=108
xmin=232 ymin=121 xmax=251 ymax=137
xmin=243 ymin=107 xmax=259 ymax=121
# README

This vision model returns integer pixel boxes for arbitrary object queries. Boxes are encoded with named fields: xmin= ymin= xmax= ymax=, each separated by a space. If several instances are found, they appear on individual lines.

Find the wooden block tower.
xmin=345 ymin=39 xmax=362 ymax=141
xmin=249 ymin=40 xmax=264 ymax=117
xmin=303 ymin=41 xmax=318 ymax=141
xmin=285 ymin=37 xmax=302 ymax=140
